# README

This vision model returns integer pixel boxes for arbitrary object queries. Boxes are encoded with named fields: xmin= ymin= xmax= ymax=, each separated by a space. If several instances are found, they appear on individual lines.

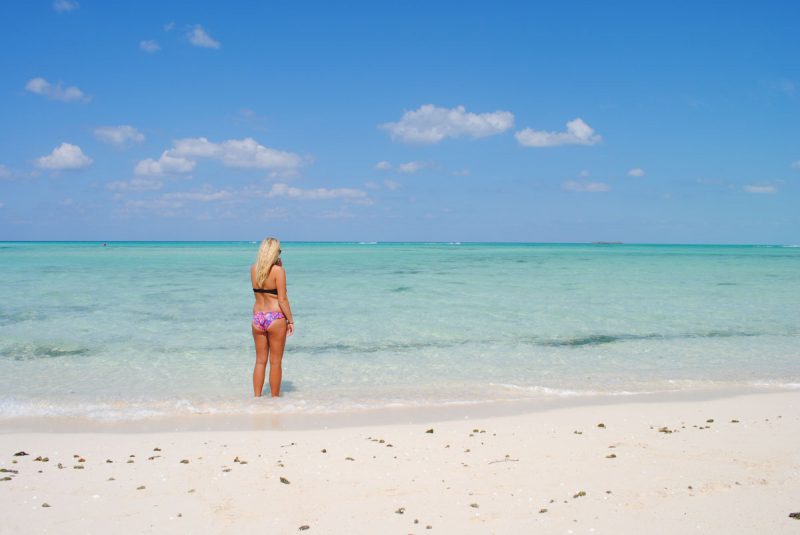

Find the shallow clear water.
xmin=1 ymin=242 xmax=799 ymax=420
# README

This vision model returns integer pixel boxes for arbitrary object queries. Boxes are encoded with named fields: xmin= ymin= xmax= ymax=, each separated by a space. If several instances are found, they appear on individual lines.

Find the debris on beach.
xmin=280 ymin=477 xmax=290 ymax=484
xmin=395 ymin=507 xmax=405 ymax=514
xmin=706 ymin=419 xmax=714 ymax=423
xmin=13 ymin=451 xmax=28 ymax=457
xmin=106 ymin=459 xmax=113 ymax=463
xmin=539 ymin=508 xmax=548 ymax=513
xmin=137 ymin=485 xmax=145 ymax=490
xmin=180 ymin=459 xmax=189 ymax=464
xmin=597 ymin=423 xmax=606 ymax=428
xmin=299 ymin=525 xmax=310 ymax=531
xmin=789 ymin=512 xmax=800 ymax=520
xmin=41 ymin=503 xmax=50 ymax=508
xmin=573 ymin=430 xmax=583 ymax=435
xmin=658 ymin=427 xmax=673 ymax=434
xmin=345 ymin=457 xmax=354 ymax=461
xmin=606 ymin=454 xmax=617 ymax=459
xmin=425 ymin=428 xmax=434 ymax=433
xmin=153 ymin=447 xmax=161 ymax=451
xmin=731 ymin=419 xmax=739 ymax=423
xmin=34 ymin=456 xmax=49 ymax=462
xmin=321 ymin=449 xmax=327 ymax=453
xmin=573 ymin=491 xmax=586 ymax=498
xmin=1 ymin=476 xmax=12 ymax=481
xmin=470 ymin=503 xmax=479 ymax=508
xmin=73 ymin=465 xmax=84 ymax=469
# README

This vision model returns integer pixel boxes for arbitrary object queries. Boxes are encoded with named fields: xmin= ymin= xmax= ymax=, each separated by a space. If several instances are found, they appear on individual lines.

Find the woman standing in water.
xmin=251 ymin=237 xmax=294 ymax=397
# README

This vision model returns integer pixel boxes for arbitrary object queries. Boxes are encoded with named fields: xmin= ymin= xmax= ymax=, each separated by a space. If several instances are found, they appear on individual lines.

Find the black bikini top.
xmin=253 ymin=288 xmax=278 ymax=295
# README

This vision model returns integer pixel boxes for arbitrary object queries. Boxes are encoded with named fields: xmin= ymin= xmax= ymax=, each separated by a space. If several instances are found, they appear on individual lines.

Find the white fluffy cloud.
xmin=562 ymin=180 xmax=610 ymax=192
xmin=35 ymin=143 xmax=92 ymax=170
xmin=267 ymin=183 xmax=369 ymax=202
xmin=135 ymin=152 xmax=195 ymax=176
xmin=374 ymin=160 xmax=431 ymax=173
xmin=627 ymin=168 xmax=645 ymax=177
xmin=53 ymin=0 xmax=78 ymax=12
xmin=94 ymin=125 xmax=145 ymax=147
xmin=140 ymin=40 xmax=160 ymax=53
xmin=516 ymin=118 xmax=601 ymax=148
xmin=381 ymin=104 xmax=514 ymax=144
xmin=25 ymin=77 xmax=89 ymax=103
xmin=187 ymin=25 xmax=220 ymax=49
xmin=743 ymin=184 xmax=777 ymax=194
xmin=136 ymin=137 xmax=302 ymax=176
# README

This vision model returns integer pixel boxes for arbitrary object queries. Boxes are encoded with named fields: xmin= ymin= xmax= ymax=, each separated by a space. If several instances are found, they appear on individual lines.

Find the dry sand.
xmin=1 ymin=390 xmax=799 ymax=534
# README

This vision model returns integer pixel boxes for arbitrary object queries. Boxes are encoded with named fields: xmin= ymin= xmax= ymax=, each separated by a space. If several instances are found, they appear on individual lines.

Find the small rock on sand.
xmin=470 ymin=503 xmax=479 ymax=508
xmin=425 ymin=428 xmax=434 ymax=433
xmin=299 ymin=525 xmax=310 ymax=531
xmin=395 ymin=507 xmax=405 ymax=514
xmin=180 ymin=459 xmax=189 ymax=464
xmin=573 ymin=491 xmax=586 ymax=498
xmin=13 ymin=451 xmax=28 ymax=457
xmin=41 ymin=503 xmax=50 ymax=508
xmin=539 ymin=508 xmax=548 ymax=513
xmin=280 ymin=477 xmax=290 ymax=484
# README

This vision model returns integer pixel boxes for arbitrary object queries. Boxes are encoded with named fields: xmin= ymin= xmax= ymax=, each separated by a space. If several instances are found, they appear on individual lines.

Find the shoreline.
xmin=2 ymin=390 xmax=798 ymax=533
xmin=2 ymin=384 xmax=795 ymax=434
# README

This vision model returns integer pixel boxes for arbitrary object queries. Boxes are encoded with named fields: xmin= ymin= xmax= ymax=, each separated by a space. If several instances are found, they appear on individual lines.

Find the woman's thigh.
xmin=266 ymin=323 xmax=287 ymax=363
xmin=252 ymin=327 xmax=269 ymax=363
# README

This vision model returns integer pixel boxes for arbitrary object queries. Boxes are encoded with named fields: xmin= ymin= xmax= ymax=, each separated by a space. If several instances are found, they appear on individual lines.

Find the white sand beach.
xmin=2 ymin=390 xmax=799 ymax=534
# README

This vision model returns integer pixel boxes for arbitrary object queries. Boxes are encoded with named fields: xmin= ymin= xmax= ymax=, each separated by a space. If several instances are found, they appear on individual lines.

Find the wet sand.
xmin=2 ymin=390 xmax=799 ymax=534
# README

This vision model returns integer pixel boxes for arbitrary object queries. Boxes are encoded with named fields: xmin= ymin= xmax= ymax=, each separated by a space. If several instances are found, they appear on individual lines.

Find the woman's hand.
xmin=287 ymin=321 xmax=294 ymax=336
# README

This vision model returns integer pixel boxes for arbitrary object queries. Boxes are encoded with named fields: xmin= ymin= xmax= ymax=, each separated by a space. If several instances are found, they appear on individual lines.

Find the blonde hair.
xmin=254 ymin=237 xmax=281 ymax=288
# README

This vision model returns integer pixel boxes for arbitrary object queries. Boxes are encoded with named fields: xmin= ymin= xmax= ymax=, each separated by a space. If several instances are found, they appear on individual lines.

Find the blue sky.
xmin=1 ymin=0 xmax=798 ymax=243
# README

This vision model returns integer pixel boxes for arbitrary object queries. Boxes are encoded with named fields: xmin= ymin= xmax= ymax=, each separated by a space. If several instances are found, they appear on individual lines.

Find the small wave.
xmin=535 ymin=330 xmax=765 ymax=348
xmin=0 ymin=343 xmax=92 ymax=361
xmin=490 ymin=383 xmax=648 ymax=397
xmin=390 ymin=286 xmax=412 ymax=292
xmin=783 ymin=245 xmax=800 ymax=248
xmin=541 ymin=335 xmax=621 ymax=347
xmin=358 ymin=241 xmax=378 ymax=245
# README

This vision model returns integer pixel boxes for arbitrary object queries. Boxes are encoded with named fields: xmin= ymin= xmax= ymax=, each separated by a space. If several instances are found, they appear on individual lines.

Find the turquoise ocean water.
xmin=1 ymin=242 xmax=799 ymax=421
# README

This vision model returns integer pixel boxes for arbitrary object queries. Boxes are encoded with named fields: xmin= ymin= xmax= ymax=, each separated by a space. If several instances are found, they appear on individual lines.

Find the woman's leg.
xmin=252 ymin=326 xmax=270 ymax=396
xmin=265 ymin=321 xmax=288 ymax=397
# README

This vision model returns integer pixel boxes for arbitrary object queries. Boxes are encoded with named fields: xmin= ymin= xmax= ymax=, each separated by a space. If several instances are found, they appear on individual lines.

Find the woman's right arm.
xmin=274 ymin=266 xmax=294 ymax=335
